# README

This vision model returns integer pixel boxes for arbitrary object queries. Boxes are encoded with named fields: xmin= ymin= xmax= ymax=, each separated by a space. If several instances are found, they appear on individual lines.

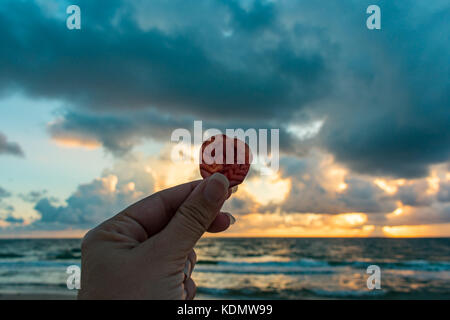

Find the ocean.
xmin=0 ymin=238 xmax=449 ymax=299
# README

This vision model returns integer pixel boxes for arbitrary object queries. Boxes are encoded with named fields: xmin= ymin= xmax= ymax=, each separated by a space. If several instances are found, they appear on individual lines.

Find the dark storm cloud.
xmin=0 ymin=0 xmax=327 ymax=119
xmin=314 ymin=1 xmax=450 ymax=178
xmin=0 ymin=132 xmax=24 ymax=157
xmin=319 ymin=98 xmax=450 ymax=178
xmin=47 ymin=108 xmax=309 ymax=155
xmin=0 ymin=0 xmax=327 ymax=157
xmin=336 ymin=178 xmax=394 ymax=213
xmin=48 ymin=110 xmax=194 ymax=155
xmin=397 ymin=182 xmax=433 ymax=207
xmin=438 ymin=181 xmax=450 ymax=203
xmin=224 ymin=0 xmax=276 ymax=32
xmin=0 ymin=0 xmax=449 ymax=178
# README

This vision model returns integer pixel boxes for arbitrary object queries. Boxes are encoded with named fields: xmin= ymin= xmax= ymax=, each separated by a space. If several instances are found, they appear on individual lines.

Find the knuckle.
xmin=191 ymin=250 xmax=197 ymax=264
xmin=80 ymin=226 xmax=108 ymax=251
xmin=178 ymin=200 xmax=213 ymax=232
xmin=81 ymin=229 xmax=95 ymax=252
xmin=192 ymin=280 xmax=197 ymax=297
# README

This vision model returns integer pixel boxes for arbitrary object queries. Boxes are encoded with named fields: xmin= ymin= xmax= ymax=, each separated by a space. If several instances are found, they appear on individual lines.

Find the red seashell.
xmin=199 ymin=134 xmax=252 ymax=187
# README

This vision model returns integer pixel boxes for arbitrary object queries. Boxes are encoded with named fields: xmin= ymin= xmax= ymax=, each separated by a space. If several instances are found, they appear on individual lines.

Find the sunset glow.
xmin=52 ymin=136 xmax=101 ymax=150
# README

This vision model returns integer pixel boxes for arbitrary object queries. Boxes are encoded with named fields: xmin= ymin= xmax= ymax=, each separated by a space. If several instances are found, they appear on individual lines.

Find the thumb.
xmin=155 ymin=173 xmax=229 ymax=256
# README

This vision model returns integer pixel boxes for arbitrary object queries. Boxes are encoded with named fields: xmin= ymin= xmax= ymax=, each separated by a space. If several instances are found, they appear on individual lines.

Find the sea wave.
xmin=196 ymin=258 xmax=450 ymax=275
xmin=0 ymin=261 xmax=79 ymax=269
xmin=196 ymin=258 xmax=334 ymax=275
xmin=198 ymin=258 xmax=329 ymax=267
xmin=46 ymin=251 xmax=81 ymax=260
xmin=196 ymin=286 xmax=387 ymax=299
xmin=197 ymin=286 xmax=450 ymax=300
xmin=339 ymin=260 xmax=450 ymax=272
xmin=309 ymin=289 xmax=386 ymax=298
xmin=0 ymin=253 xmax=24 ymax=258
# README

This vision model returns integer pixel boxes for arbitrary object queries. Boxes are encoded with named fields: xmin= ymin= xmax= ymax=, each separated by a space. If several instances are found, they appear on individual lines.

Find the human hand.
xmin=78 ymin=173 xmax=233 ymax=300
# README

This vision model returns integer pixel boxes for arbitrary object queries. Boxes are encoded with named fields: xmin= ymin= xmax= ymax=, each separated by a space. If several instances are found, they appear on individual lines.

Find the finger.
xmin=187 ymin=250 xmax=197 ymax=277
xmin=184 ymin=278 xmax=197 ymax=300
xmin=184 ymin=251 xmax=196 ymax=279
xmin=119 ymin=180 xmax=202 ymax=238
xmin=207 ymin=212 xmax=236 ymax=233
xmin=156 ymin=173 xmax=229 ymax=256
xmin=225 ymin=188 xmax=233 ymax=200
xmin=183 ymin=260 xmax=192 ymax=279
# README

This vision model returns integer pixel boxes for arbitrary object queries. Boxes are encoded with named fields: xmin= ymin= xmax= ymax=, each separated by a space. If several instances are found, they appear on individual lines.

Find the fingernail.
xmin=204 ymin=173 xmax=229 ymax=203
xmin=231 ymin=186 xmax=238 ymax=194
xmin=184 ymin=260 xmax=191 ymax=278
xmin=223 ymin=212 xmax=236 ymax=225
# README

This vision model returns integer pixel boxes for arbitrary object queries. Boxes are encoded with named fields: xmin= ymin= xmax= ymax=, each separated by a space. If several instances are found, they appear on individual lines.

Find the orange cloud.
xmin=426 ymin=170 xmax=440 ymax=194
xmin=382 ymin=223 xmax=450 ymax=237
xmin=240 ymin=174 xmax=291 ymax=206
xmin=386 ymin=201 xmax=410 ymax=219
xmin=53 ymin=136 xmax=101 ymax=149
xmin=374 ymin=178 xmax=405 ymax=194
xmin=209 ymin=212 xmax=375 ymax=238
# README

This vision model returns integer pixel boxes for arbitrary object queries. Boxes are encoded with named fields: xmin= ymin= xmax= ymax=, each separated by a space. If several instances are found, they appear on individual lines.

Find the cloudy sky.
xmin=0 ymin=0 xmax=449 ymax=237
